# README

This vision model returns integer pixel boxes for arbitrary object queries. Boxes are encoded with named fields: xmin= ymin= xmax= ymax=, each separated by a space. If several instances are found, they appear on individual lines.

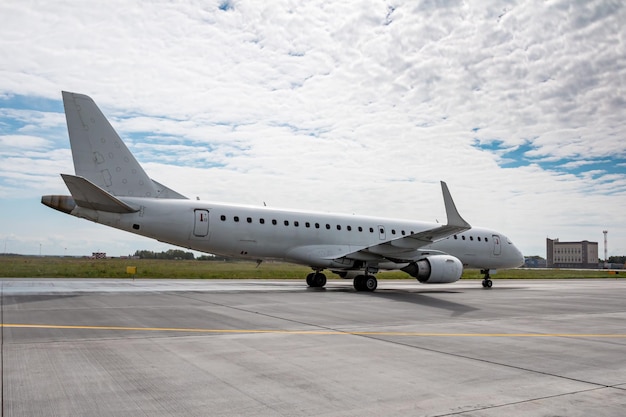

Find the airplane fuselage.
xmin=67 ymin=196 xmax=523 ymax=273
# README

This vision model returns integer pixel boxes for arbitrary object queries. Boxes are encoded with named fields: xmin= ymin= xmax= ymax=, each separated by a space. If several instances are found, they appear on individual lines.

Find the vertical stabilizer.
xmin=62 ymin=91 xmax=159 ymax=198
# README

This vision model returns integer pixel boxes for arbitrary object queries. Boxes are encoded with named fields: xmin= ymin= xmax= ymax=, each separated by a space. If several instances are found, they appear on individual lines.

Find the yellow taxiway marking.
xmin=2 ymin=323 xmax=626 ymax=338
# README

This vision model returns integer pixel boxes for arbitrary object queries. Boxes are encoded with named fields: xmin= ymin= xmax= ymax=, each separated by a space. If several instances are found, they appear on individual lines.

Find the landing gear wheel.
xmin=364 ymin=276 xmax=377 ymax=292
xmin=314 ymin=273 xmax=327 ymax=287
xmin=353 ymin=275 xmax=365 ymax=291
xmin=353 ymin=275 xmax=377 ymax=292
xmin=307 ymin=272 xmax=326 ymax=288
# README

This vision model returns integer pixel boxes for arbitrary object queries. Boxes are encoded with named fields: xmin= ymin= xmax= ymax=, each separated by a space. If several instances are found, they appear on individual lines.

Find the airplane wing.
xmin=320 ymin=182 xmax=472 ymax=265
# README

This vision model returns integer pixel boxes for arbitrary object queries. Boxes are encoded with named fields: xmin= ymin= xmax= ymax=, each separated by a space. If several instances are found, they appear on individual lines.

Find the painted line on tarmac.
xmin=3 ymin=323 xmax=626 ymax=338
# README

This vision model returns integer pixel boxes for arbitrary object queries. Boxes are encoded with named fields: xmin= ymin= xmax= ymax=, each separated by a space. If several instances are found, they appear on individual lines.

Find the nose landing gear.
xmin=481 ymin=269 xmax=493 ymax=288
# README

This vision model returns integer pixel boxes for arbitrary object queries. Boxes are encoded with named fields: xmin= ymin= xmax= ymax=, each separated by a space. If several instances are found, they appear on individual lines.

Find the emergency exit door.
xmin=193 ymin=209 xmax=209 ymax=237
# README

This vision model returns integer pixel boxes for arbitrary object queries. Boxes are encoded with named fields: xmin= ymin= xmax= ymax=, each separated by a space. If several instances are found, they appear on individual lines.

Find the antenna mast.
xmin=603 ymin=230 xmax=608 ymax=268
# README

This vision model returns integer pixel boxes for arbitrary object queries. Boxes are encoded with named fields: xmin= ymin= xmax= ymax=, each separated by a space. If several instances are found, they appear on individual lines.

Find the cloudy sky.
xmin=1 ymin=0 xmax=625 ymax=259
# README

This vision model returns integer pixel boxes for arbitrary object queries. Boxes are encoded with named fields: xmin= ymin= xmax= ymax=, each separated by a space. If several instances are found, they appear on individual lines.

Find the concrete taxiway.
xmin=1 ymin=278 xmax=625 ymax=416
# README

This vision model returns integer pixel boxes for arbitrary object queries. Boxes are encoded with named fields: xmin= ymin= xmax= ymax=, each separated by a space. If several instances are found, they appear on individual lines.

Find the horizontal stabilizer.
xmin=61 ymin=174 xmax=138 ymax=213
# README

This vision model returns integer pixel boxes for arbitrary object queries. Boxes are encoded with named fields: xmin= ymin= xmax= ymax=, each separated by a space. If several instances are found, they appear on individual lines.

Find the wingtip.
xmin=440 ymin=181 xmax=471 ymax=229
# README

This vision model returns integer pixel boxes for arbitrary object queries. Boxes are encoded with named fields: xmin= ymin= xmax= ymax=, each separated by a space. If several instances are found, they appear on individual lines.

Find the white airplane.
xmin=42 ymin=92 xmax=524 ymax=291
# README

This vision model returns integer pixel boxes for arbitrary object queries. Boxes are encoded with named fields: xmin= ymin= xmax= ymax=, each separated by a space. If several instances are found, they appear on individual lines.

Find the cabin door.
xmin=492 ymin=234 xmax=501 ymax=256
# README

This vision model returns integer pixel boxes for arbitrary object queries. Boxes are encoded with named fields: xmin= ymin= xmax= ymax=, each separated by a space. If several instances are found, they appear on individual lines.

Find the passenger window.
xmin=220 ymin=215 xmax=226 ymax=221
xmin=369 ymin=227 xmax=374 ymax=233
xmin=485 ymin=237 xmax=489 ymax=242
xmin=247 ymin=217 xmax=252 ymax=223
xmin=284 ymin=220 xmax=289 ymax=226
xmin=294 ymin=221 xmax=299 ymax=227
xmin=358 ymin=226 xmax=363 ymax=232
xmin=272 ymin=219 xmax=277 ymax=225
xmin=305 ymin=222 xmax=310 ymax=228
xmin=477 ymin=236 xmax=481 ymax=241
xmin=234 ymin=216 xmax=239 ymax=222
xmin=260 ymin=218 xmax=265 ymax=224
xmin=337 ymin=225 xmax=341 ymax=230
xmin=326 ymin=224 xmax=331 ymax=229
xmin=462 ymin=236 xmax=466 ymax=240
xmin=401 ymin=230 xmax=405 ymax=236
xmin=391 ymin=229 xmax=396 ymax=235
xmin=454 ymin=235 xmax=457 ymax=239
xmin=347 ymin=226 xmax=352 ymax=231
xmin=315 ymin=223 xmax=320 ymax=229
xmin=470 ymin=236 xmax=474 ymax=241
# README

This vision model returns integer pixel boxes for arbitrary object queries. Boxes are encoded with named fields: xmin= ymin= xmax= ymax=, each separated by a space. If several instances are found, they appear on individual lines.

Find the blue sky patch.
xmin=0 ymin=94 xmax=63 ymax=113
xmin=473 ymin=139 xmax=626 ymax=178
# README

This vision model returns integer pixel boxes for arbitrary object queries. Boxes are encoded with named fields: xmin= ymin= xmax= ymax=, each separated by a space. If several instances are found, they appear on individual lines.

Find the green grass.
xmin=0 ymin=255 xmax=621 ymax=279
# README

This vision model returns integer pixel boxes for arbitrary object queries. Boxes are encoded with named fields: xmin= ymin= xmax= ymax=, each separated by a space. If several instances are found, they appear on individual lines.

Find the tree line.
xmin=133 ymin=250 xmax=233 ymax=261
xmin=133 ymin=249 xmax=195 ymax=260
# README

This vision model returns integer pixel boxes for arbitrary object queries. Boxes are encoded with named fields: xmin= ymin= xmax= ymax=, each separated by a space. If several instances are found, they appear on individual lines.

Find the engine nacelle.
xmin=400 ymin=255 xmax=463 ymax=284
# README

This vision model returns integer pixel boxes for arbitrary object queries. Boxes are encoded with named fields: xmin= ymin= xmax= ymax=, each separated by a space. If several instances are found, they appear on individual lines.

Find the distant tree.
xmin=608 ymin=256 xmax=626 ymax=264
xmin=133 ymin=249 xmax=194 ymax=260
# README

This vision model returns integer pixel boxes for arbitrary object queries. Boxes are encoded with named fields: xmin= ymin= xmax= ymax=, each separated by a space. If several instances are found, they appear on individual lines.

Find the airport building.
xmin=546 ymin=238 xmax=599 ymax=269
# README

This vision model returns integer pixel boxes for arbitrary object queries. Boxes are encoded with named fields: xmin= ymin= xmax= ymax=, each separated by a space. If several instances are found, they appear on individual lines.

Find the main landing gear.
xmin=305 ymin=270 xmax=378 ymax=292
xmin=306 ymin=271 xmax=327 ymax=288
xmin=353 ymin=275 xmax=377 ymax=292
xmin=481 ymin=269 xmax=493 ymax=288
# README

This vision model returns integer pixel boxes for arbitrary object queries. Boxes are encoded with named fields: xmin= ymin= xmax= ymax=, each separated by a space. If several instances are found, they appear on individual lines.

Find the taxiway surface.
xmin=2 ymin=278 xmax=625 ymax=416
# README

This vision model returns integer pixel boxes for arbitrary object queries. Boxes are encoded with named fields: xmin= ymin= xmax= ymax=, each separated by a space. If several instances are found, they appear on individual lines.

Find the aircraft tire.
xmin=364 ymin=276 xmax=377 ymax=292
xmin=353 ymin=275 xmax=365 ymax=291
xmin=306 ymin=273 xmax=315 ymax=287
xmin=482 ymin=279 xmax=493 ymax=288
xmin=314 ymin=273 xmax=327 ymax=287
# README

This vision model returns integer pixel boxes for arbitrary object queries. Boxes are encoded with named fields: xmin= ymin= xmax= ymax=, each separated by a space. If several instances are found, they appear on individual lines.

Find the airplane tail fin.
xmin=61 ymin=91 xmax=186 ymax=199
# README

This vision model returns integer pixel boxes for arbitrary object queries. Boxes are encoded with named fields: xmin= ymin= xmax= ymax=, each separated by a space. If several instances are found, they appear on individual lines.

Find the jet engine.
xmin=400 ymin=255 xmax=463 ymax=284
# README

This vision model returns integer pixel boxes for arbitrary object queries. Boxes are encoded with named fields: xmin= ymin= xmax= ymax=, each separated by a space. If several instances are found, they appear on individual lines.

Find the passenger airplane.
xmin=42 ymin=92 xmax=524 ymax=291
